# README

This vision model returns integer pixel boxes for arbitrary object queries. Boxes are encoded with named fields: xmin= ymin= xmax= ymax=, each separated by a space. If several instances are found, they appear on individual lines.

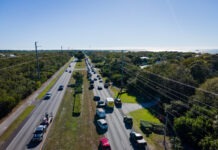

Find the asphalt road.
xmin=6 ymin=59 xmax=77 ymax=150
xmin=86 ymin=58 xmax=134 ymax=150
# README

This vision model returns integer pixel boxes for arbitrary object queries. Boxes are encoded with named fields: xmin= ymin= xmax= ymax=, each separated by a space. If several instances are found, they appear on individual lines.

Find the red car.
xmin=99 ymin=137 xmax=111 ymax=150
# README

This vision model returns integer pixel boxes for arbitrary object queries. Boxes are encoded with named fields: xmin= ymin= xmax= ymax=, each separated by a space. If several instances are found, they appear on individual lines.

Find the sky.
xmin=0 ymin=0 xmax=218 ymax=51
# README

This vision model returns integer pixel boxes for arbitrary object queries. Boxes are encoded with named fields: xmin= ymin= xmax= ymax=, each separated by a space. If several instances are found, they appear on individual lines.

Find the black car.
xmin=115 ymin=98 xmax=122 ymax=107
xmin=104 ymin=83 xmax=109 ymax=88
xmin=130 ymin=131 xmax=147 ymax=149
xmin=97 ymin=100 xmax=106 ymax=108
xmin=58 ymin=85 xmax=64 ymax=91
xmin=98 ymin=86 xmax=103 ymax=90
xmin=89 ymin=83 xmax=94 ymax=89
xmin=94 ymin=96 xmax=100 ymax=101
xmin=123 ymin=116 xmax=133 ymax=126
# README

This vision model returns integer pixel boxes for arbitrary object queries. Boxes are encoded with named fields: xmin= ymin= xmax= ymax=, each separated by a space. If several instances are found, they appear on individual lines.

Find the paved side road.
xmin=0 ymin=59 xmax=72 ymax=137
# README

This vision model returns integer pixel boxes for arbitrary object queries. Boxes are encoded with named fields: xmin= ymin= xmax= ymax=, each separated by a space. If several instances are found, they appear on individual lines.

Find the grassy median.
xmin=75 ymin=59 xmax=86 ymax=69
xmin=44 ymin=69 xmax=101 ymax=150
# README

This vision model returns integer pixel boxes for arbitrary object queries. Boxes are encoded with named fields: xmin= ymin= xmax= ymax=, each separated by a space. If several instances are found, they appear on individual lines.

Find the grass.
xmin=111 ymin=86 xmax=139 ymax=103
xmin=129 ymin=109 xmax=169 ymax=150
xmin=75 ymin=59 xmax=86 ymax=69
xmin=0 ymin=105 xmax=35 ymax=144
xmin=72 ymin=93 xmax=82 ymax=115
xmin=129 ymin=109 xmax=161 ymax=125
xmin=37 ymin=57 xmax=74 ymax=99
xmin=44 ymin=70 xmax=101 ymax=150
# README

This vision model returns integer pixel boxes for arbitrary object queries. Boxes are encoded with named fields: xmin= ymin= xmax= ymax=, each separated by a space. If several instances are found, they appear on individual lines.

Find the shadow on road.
xmin=26 ymin=140 xmax=41 ymax=149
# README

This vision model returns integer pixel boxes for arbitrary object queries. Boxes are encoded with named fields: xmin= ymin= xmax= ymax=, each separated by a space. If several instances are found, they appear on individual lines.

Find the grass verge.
xmin=129 ymin=108 xmax=168 ymax=150
xmin=75 ymin=59 xmax=86 ymax=69
xmin=0 ymin=105 xmax=35 ymax=144
xmin=37 ymin=57 xmax=74 ymax=99
xmin=44 ymin=70 xmax=101 ymax=150
xmin=111 ymin=86 xmax=139 ymax=103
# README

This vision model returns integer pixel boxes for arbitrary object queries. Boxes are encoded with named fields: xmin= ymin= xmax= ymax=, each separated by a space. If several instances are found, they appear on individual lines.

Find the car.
xmin=44 ymin=92 xmax=52 ymax=99
xmin=96 ymin=119 xmax=108 ymax=130
xmin=98 ymin=86 xmax=103 ymax=90
xmin=99 ymin=137 xmax=111 ymax=150
xmin=93 ymin=96 xmax=100 ymax=101
xmin=96 ymin=108 xmax=106 ymax=119
xmin=90 ymin=80 xmax=94 ymax=84
xmin=97 ymin=75 xmax=100 ymax=78
xmin=58 ymin=85 xmax=64 ymax=91
xmin=130 ymin=131 xmax=147 ymax=149
xmin=69 ymin=65 xmax=71 ymax=67
xmin=94 ymin=78 xmax=97 ymax=81
xmin=97 ymin=100 xmax=106 ymax=108
xmin=32 ymin=125 xmax=45 ymax=142
xmin=115 ymin=98 xmax=122 ymax=106
xmin=69 ymin=70 xmax=72 ymax=73
xmin=65 ymin=69 xmax=68 ymax=72
xmin=89 ymin=83 xmax=94 ymax=89
xmin=99 ymin=80 xmax=103 ymax=83
xmin=104 ymin=83 xmax=109 ymax=88
xmin=123 ymin=116 xmax=133 ymax=126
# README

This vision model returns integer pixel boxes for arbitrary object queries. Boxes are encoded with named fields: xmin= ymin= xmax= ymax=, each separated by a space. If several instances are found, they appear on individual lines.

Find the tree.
xmin=193 ymin=77 xmax=218 ymax=107
xmin=75 ymin=51 xmax=85 ymax=61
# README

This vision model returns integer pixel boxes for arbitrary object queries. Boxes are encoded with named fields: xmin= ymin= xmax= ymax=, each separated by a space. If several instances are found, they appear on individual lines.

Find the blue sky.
xmin=0 ymin=0 xmax=218 ymax=50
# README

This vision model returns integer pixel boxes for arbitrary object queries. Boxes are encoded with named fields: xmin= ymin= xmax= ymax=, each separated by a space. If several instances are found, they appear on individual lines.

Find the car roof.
xmin=97 ymin=119 xmax=107 ymax=124
xmin=134 ymin=132 xmax=143 ymax=137
xmin=100 ymin=137 xmax=110 ymax=146
xmin=96 ymin=108 xmax=105 ymax=113
xmin=36 ymin=125 xmax=44 ymax=131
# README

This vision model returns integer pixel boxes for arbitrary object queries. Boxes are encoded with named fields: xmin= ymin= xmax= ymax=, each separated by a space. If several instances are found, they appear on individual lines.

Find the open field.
xmin=44 ymin=70 xmax=101 ymax=150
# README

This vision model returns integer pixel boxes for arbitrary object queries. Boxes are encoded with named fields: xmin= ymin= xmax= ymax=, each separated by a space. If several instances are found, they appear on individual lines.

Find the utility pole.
xmin=164 ymin=112 xmax=168 ymax=150
xmin=35 ymin=41 xmax=40 ymax=80
xmin=119 ymin=50 xmax=124 ymax=97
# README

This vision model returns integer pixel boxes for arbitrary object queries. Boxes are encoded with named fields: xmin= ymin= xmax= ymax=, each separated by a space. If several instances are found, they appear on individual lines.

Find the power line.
xmin=35 ymin=42 xmax=40 ymax=80
xmin=122 ymin=67 xmax=217 ymax=118
xmin=124 ymin=62 xmax=218 ymax=97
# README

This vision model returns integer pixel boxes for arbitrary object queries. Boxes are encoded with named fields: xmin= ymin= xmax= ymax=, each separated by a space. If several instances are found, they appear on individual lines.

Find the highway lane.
xmin=6 ymin=58 xmax=76 ymax=150
xmin=86 ymin=58 xmax=134 ymax=150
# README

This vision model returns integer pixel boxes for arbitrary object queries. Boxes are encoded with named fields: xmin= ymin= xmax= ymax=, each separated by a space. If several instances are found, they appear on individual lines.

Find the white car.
xmin=44 ymin=92 xmax=52 ymax=99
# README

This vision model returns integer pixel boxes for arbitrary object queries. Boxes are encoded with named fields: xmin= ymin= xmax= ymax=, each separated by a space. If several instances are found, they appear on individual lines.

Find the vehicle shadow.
xmin=26 ymin=140 xmax=41 ymax=149
xmin=115 ymin=103 xmax=122 ymax=109
xmin=105 ymin=108 xmax=114 ymax=114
